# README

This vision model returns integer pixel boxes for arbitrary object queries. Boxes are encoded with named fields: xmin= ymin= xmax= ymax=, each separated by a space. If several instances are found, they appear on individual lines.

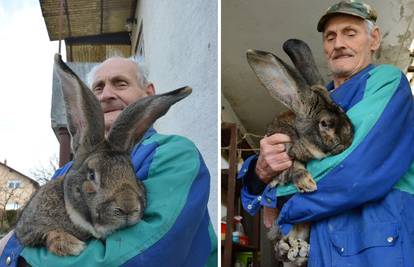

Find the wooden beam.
xmin=100 ymin=0 xmax=104 ymax=34
xmin=64 ymin=0 xmax=72 ymax=37
xmin=222 ymin=122 xmax=238 ymax=267
xmin=57 ymin=127 xmax=71 ymax=167
xmin=64 ymin=32 xmax=131 ymax=45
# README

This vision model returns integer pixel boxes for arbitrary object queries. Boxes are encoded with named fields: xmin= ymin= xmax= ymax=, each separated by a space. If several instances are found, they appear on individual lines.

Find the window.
xmin=7 ymin=180 xmax=21 ymax=189
xmin=6 ymin=202 xmax=20 ymax=210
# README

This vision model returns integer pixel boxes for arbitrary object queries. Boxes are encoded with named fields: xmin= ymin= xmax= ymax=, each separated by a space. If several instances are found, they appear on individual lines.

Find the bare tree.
xmin=0 ymin=178 xmax=23 ymax=231
xmin=29 ymin=154 xmax=59 ymax=185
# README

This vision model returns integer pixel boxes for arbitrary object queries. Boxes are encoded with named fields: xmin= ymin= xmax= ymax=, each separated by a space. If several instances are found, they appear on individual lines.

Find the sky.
xmin=0 ymin=1 xmax=66 ymax=177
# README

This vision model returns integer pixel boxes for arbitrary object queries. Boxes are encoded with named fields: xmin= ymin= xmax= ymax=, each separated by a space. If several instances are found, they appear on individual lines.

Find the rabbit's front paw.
xmin=46 ymin=229 xmax=86 ymax=256
xmin=293 ymin=170 xmax=317 ymax=192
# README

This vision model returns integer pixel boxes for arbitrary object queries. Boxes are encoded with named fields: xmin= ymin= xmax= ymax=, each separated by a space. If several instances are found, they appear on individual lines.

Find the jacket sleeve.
xmin=277 ymin=72 xmax=414 ymax=234
xmin=19 ymin=135 xmax=215 ymax=267
xmin=238 ymin=155 xmax=270 ymax=216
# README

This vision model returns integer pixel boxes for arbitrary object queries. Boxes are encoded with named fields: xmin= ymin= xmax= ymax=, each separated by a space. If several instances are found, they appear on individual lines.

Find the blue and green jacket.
xmin=240 ymin=64 xmax=414 ymax=266
xmin=0 ymin=129 xmax=217 ymax=267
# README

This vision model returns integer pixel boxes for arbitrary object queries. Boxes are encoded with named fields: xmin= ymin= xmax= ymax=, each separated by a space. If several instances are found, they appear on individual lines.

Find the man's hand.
xmin=256 ymin=133 xmax=292 ymax=183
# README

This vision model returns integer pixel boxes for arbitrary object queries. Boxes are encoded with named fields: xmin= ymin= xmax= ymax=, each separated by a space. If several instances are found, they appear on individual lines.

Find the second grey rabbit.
xmin=246 ymin=42 xmax=353 ymax=192
xmin=15 ymin=54 xmax=192 ymax=256
xmin=246 ymin=39 xmax=354 ymax=265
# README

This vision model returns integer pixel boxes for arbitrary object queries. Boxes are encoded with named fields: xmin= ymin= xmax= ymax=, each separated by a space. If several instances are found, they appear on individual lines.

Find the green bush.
xmin=5 ymin=210 xmax=18 ymax=227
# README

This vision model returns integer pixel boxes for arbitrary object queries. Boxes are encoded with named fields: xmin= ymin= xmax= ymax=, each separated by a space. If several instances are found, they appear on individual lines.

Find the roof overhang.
xmin=40 ymin=0 xmax=137 ymax=61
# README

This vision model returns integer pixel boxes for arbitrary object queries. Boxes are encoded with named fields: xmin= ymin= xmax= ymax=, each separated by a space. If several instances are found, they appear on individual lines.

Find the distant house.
xmin=0 ymin=161 xmax=39 ymax=211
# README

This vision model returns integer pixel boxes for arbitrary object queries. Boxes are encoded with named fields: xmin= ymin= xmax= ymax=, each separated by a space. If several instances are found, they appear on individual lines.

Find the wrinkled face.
xmin=323 ymin=15 xmax=379 ymax=82
xmin=91 ymin=58 xmax=153 ymax=133
xmin=79 ymin=149 xmax=146 ymax=237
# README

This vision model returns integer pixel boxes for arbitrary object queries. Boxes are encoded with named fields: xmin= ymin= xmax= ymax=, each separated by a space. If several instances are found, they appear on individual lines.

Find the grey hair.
xmin=365 ymin=19 xmax=375 ymax=37
xmin=86 ymin=55 xmax=150 ymax=89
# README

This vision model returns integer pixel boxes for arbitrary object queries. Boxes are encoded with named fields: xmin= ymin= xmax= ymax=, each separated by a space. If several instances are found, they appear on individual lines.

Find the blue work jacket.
xmin=240 ymin=65 xmax=414 ymax=266
xmin=0 ymin=129 xmax=217 ymax=267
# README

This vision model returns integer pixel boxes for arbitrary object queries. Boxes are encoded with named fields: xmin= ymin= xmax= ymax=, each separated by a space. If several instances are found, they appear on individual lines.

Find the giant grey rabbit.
xmin=15 ymin=54 xmax=192 ymax=256
xmin=246 ymin=39 xmax=354 ymax=266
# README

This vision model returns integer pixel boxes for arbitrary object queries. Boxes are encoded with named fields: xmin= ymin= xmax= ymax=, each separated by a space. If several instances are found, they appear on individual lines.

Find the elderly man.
xmin=239 ymin=1 xmax=414 ymax=266
xmin=0 ymin=57 xmax=217 ymax=267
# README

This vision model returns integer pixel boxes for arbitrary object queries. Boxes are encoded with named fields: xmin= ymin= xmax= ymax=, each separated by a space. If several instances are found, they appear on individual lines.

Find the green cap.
xmin=317 ymin=0 xmax=377 ymax=32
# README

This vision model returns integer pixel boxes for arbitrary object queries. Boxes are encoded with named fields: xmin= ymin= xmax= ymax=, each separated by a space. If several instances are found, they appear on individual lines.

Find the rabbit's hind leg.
xmin=275 ymin=223 xmax=310 ymax=266
xmin=45 ymin=229 xmax=86 ymax=256
xmin=286 ymin=235 xmax=309 ymax=266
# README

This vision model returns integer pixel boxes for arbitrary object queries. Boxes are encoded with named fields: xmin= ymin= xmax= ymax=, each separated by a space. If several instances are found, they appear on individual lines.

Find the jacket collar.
xmin=326 ymin=64 xmax=375 ymax=92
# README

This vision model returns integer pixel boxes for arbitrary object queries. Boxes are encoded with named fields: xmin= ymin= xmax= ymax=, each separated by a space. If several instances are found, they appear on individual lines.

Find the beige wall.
xmin=0 ymin=164 xmax=38 ymax=211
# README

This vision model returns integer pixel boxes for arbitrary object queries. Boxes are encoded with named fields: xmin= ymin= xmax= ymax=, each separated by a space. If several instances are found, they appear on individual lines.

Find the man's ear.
xmin=145 ymin=83 xmax=155 ymax=96
xmin=370 ymin=26 xmax=381 ymax=52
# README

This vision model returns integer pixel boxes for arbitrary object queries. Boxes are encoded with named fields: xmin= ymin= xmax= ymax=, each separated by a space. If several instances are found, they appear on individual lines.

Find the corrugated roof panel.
xmin=66 ymin=44 xmax=131 ymax=62
xmin=40 ymin=0 xmax=135 ymax=40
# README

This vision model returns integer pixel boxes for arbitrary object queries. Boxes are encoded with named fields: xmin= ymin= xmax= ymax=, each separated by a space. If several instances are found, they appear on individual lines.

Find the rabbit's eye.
xmin=320 ymin=119 xmax=336 ymax=130
xmin=320 ymin=119 xmax=331 ymax=129
xmin=88 ymin=169 xmax=96 ymax=181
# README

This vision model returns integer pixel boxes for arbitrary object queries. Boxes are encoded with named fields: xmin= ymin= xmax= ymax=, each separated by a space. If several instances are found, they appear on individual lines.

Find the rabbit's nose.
xmin=114 ymin=205 xmax=139 ymax=216
xmin=116 ymin=195 xmax=140 ymax=214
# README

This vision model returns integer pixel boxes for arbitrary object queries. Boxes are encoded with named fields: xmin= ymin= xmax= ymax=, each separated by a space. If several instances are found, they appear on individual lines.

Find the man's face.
xmin=91 ymin=58 xmax=153 ymax=132
xmin=323 ymin=15 xmax=379 ymax=81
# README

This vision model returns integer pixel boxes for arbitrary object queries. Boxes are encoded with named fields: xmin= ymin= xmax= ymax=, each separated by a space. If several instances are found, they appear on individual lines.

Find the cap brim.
xmin=317 ymin=11 xmax=366 ymax=32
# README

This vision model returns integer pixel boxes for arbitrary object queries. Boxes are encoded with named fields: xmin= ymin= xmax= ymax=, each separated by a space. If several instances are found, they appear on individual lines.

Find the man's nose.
xmin=99 ymin=84 xmax=117 ymax=102
xmin=333 ymin=34 xmax=346 ymax=49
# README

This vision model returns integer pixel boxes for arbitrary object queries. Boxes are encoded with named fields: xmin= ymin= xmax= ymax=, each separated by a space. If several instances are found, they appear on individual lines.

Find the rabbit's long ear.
xmin=107 ymin=86 xmax=192 ymax=152
xmin=283 ymin=39 xmax=325 ymax=86
xmin=246 ymin=49 xmax=307 ymax=114
xmin=54 ymin=54 xmax=105 ymax=156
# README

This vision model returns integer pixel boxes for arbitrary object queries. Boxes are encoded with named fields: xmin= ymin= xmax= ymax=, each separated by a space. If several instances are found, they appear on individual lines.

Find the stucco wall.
xmin=133 ymin=1 xmax=218 ymax=232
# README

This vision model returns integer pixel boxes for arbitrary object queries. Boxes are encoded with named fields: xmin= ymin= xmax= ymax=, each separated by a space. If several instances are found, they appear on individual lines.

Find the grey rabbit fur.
xmin=14 ymin=54 xmax=192 ymax=256
xmin=246 ymin=39 xmax=354 ymax=265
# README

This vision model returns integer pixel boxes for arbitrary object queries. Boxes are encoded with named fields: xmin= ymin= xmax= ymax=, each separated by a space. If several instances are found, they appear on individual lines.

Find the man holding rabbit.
xmin=0 ymin=56 xmax=217 ymax=267
xmin=240 ymin=1 xmax=414 ymax=266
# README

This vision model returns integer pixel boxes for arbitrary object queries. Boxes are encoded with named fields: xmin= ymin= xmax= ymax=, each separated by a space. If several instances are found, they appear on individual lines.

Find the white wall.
xmin=134 ymin=0 xmax=218 ymax=232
